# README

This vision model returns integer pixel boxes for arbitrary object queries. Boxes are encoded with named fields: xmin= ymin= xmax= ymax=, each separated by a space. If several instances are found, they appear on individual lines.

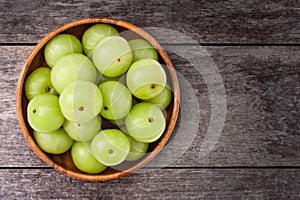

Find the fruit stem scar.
xmin=108 ymin=149 xmax=113 ymax=154
xmin=79 ymin=106 xmax=84 ymax=111
xmin=148 ymin=117 xmax=153 ymax=122
xmin=117 ymin=58 xmax=121 ymax=62
xmin=33 ymin=109 xmax=36 ymax=114
xmin=151 ymin=84 xmax=155 ymax=89
xmin=104 ymin=106 xmax=108 ymax=110
xmin=45 ymin=87 xmax=50 ymax=92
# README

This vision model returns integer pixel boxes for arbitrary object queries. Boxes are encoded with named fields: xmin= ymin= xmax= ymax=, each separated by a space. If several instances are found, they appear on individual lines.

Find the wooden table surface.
xmin=0 ymin=0 xmax=299 ymax=199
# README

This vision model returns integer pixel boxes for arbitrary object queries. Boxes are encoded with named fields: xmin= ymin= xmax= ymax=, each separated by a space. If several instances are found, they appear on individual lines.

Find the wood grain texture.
xmin=0 ymin=0 xmax=299 ymax=43
xmin=1 ymin=46 xmax=299 ymax=167
xmin=1 ymin=0 xmax=299 ymax=197
xmin=0 ymin=168 xmax=299 ymax=199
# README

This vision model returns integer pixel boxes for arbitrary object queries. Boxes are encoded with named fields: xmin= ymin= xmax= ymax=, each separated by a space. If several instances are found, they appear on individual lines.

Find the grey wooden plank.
xmin=0 ymin=0 xmax=299 ymax=43
xmin=1 ymin=46 xmax=299 ymax=167
xmin=0 ymin=168 xmax=299 ymax=199
xmin=152 ymin=45 xmax=300 ymax=167
xmin=0 ymin=46 xmax=47 ymax=167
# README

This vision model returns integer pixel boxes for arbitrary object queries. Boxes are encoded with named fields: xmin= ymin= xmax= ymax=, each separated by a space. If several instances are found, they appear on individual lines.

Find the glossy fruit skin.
xmin=91 ymin=129 xmax=130 ymax=166
xmin=126 ymin=59 xmax=166 ymax=100
xmin=27 ymin=94 xmax=65 ymax=132
xmin=144 ymin=85 xmax=172 ymax=109
xmin=82 ymin=24 xmax=118 ymax=57
xmin=98 ymin=81 xmax=132 ymax=120
xmin=128 ymin=39 xmax=158 ymax=62
xmin=71 ymin=142 xmax=107 ymax=174
xmin=44 ymin=34 xmax=82 ymax=68
xmin=92 ymin=36 xmax=133 ymax=77
xmin=63 ymin=115 xmax=102 ymax=142
xmin=25 ymin=67 xmax=58 ymax=100
xmin=34 ymin=128 xmax=73 ymax=154
xmin=125 ymin=103 xmax=166 ymax=143
xmin=130 ymin=130 xmax=164 ymax=143
xmin=51 ymin=53 xmax=97 ymax=94
xmin=125 ymin=136 xmax=149 ymax=161
xmin=59 ymin=80 xmax=103 ymax=123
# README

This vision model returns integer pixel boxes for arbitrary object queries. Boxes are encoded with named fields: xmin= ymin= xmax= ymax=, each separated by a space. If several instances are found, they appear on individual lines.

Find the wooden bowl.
xmin=16 ymin=18 xmax=180 ymax=181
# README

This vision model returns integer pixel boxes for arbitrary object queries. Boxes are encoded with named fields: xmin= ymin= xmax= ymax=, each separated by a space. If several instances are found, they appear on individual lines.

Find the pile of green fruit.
xmin=25 ymin=24 xmax=173 ymax=174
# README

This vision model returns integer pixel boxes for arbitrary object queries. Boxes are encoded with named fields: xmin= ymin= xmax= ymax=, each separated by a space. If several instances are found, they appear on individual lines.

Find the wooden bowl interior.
xmin=17 ymin=18 xmax=179 ymax=181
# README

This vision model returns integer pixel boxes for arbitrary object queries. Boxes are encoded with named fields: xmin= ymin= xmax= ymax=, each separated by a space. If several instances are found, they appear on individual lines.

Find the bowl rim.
xmin=16 ymin=18 xmax=180 ymax=181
